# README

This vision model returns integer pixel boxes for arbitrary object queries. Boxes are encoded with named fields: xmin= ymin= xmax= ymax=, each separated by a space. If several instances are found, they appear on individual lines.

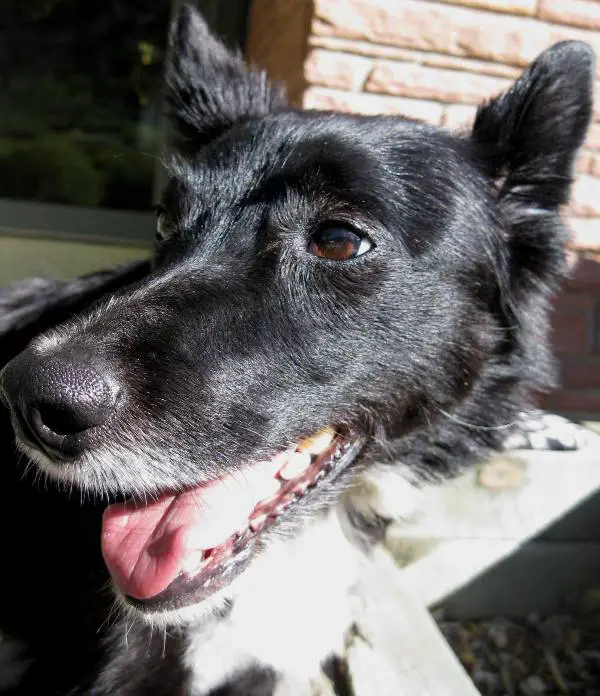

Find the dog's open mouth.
xmin=101 ymin=428 xmax=362 ymax=611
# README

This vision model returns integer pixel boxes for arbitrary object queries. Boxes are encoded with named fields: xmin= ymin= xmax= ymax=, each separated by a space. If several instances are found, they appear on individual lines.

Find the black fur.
xmin=0 ymin=261 xmax=150 ymax=366
xmin=0 ymin=5 xmax=593 ymax=694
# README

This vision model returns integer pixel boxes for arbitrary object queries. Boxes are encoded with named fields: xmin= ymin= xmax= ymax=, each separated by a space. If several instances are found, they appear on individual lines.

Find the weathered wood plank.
xmin=387 ymin=429 xmax=600 ymax=611
xmin=348 ymin=547 xmax=481 ymax=696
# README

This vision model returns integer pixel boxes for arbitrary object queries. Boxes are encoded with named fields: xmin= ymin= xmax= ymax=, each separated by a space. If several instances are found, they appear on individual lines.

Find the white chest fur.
xmin=184 ymin=509 xmax=364 ymax=695
xmin=183 ymin=465 xmax=424 ymax=694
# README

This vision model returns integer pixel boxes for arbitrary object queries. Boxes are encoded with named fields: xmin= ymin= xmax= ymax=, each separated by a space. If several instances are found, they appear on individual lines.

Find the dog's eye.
xmin=308 ymin=225 xmax=373 ymax=261
xmin=153 ymin=204 xmax=174 ymax=242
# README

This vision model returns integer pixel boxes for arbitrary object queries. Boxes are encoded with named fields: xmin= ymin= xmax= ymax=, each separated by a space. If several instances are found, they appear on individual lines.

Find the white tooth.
xmin=261 ymin=448 xmax=295 ymax=476
xmin=279 ymin=451 xmax=312 ymax=480
xmin=182 ymin=550 xmax=205 ymax=575
xmin=250 ymin=513 xmax=268 ymax=532
xmin=295 ymin=480 xmax=310 ymax=495
xmin=257 ymin=477 xmax=282 ymax=503
xmin=297 ymin=428 xmax=335 ymax=455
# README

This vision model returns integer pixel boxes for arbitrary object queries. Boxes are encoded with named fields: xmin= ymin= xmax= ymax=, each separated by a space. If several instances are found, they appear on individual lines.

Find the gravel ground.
xmin=437 ymin=614 xmax=600 ymax=695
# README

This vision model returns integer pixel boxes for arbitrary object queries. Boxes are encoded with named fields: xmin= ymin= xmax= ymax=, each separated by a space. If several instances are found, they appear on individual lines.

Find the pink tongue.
xmin=101 ymin=463 xmax=281 ymax=599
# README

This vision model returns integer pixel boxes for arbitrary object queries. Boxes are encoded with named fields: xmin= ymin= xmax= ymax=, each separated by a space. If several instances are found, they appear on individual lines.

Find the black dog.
xmin=0 ymin=5 xmax=594 ymax=694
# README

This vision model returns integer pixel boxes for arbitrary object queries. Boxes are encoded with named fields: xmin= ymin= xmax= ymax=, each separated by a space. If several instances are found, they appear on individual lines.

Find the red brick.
xmin=584 ymin=123 xmax=600 ymax=151
xmin=308 ymin=37 xmax=522 ymax=78
xmin=551 ymin=292 xmax=596 ymax=314
xmin=443 ymin=104 xmax=478 ymax=131
xmin=539 ymin=0 xmax=600 ymax=31
xmin=567 ymin=218 xmax=600 ymax=251
xmin=546 ymin=390 xmax=600 ymax=415
xmin=535 ymin=391 xmax=553 ymax=410
xmin=565 ymin=249 xmax=579 ymax=272
xmin=550 ymin=312 xmax=591 ymax=355
xmin=569 ymin=175 xmax=600 ymax=217
xmin=312 ymin=0 xmax=600 ymax=69
xmin=302 ymin=87 xmax=444 ymax=123
xmin=304 ymin=49 xmax=373 ymax=91
xmin=589 ymin=153 xmax=600 ymax=177
xmin=560 ymin=357 xmax=600 ymax=389
xmin=565 ymin=254 xmax=600 ymax=292
xmin=439 ymin=0 xmax=536 ymax=15
xmin=576 ymin=151 xmax=593 ymax=174
xmin=365 ymin=61 xmax=511 ymax=104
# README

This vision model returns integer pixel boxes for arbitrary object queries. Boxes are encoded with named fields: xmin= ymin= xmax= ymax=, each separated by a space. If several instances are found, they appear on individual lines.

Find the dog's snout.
xmin=1 ymin=351 xmax=120 ymax=458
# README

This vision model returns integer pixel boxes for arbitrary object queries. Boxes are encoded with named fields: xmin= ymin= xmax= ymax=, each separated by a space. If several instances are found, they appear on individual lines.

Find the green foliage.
xmin=0 ymin=0 xmax=170 ymax=210
xmin=100 ymin=153 xmax=156 ymax=210
xmin=0 ymin=135 xmax=103 ymax=206
xmin=16 ymin=0 xmax=67 ymax=21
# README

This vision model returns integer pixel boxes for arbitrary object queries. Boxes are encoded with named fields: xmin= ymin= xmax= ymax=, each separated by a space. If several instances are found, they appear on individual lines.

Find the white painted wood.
xmin=387 ymin=428 xmax=600 ymax=609
xmin=350 ymin=547 xmax=481 ymax=696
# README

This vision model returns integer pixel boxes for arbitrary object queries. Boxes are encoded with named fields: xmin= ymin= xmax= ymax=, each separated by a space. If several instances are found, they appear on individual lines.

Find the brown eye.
xmin=308 ymin=225 xmax=373 ymax=261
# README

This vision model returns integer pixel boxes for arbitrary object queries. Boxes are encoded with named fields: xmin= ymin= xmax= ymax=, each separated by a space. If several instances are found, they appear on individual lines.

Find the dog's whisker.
xmin=161 ymin=626 xmax=167 ymax=659
xmin=437 ymin=408 xmax=519 ymax=432
xmin=146 ymin=622 xmax=155 ymax=658
xmin=97 ymin=594 xmax=122 ymax=635
xmin=124 ymin=615 xmax=137 ymax=649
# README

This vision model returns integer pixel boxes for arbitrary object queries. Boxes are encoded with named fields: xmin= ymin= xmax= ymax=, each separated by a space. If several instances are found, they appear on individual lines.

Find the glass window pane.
xmin=0 ymin=0 xmax=171 ymax=212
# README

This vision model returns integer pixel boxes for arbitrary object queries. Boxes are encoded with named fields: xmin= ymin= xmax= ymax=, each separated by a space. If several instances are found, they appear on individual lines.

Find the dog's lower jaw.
xmin=105 ymin=498 xmax=386 ymax=695
xmin=90 ymin=508 xmax=366 ymax=696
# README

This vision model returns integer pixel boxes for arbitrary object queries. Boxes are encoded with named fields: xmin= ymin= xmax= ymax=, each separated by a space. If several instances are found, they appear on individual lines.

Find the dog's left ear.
xmin=165 ymin=3 xmax=286 ymax=153
xmin=471 ymin=41 xmax=594 ymax=207
xmin=469 ymin=43 xmax=594 ymax=392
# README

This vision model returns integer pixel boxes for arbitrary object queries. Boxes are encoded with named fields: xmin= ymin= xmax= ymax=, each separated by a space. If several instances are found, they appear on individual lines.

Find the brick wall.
xmin=247 ymin=0 xmax=600 ymax=420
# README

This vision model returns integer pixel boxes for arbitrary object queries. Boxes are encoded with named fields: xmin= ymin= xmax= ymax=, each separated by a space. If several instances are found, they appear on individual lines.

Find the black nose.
xmin=0 ymin=351 xmax=119 ymax=458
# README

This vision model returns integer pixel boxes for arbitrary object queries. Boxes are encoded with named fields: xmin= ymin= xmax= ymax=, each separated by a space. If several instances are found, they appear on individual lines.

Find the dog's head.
xmin=0 ymin=5 xmax=593 ymax=619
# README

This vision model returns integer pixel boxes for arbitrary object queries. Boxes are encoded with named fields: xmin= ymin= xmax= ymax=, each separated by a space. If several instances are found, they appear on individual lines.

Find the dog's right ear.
xmin=165 ymin=3 xmax=286 ymax=153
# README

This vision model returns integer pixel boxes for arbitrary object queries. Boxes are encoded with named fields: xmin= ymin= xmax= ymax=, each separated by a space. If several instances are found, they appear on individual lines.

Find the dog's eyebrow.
xmin=164 ymin=121 xmax=458 ymax=258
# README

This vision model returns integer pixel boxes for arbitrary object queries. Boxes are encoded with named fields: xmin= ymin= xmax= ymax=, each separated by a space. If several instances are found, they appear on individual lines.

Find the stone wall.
xmin=247 ymin=0 xmax=600 ymax=419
